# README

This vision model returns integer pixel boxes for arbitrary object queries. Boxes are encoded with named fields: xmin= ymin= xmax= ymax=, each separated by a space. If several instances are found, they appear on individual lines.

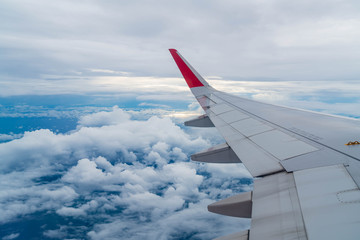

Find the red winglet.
xmin=169 ymin=49 xmax=204 ymax=88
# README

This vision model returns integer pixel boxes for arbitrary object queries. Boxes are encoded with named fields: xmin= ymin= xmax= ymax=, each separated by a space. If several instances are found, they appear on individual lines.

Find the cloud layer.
xmin=1 ymin=0 xmax=360 ymax=97
xmin=0 ymin=107 xmax=251 ymax=239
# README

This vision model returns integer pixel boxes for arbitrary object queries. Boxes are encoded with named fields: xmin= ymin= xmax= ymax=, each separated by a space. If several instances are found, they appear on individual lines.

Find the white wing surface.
xmin=169 ymin=49 xmax=360 ymax=240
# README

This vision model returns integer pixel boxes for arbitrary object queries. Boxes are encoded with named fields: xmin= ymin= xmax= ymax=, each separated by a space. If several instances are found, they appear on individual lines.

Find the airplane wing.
xmin=169 ymin=49 xmax=360 ymax=240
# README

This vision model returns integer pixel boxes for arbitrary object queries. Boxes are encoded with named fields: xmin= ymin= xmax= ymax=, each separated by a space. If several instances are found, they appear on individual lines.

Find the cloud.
xmin=0 ymin=179 xmax=78 ymax=223
xmin=43 ymin=227 xmax=67 ymax=239
xmin=0 ymin=134 xmax=23 ymax=142
xmin=56 ymin=199 xmax=101 ymax=217
xmin=138 ymin=102 xmax=171 ymax=108
xmin=87 ymin=198 xmax=249 ymax=240
xmin=77 ymin=106 xmax=131 ymax=127
xmin=87 ymin=68 xmax=130 ymax=75
xmin=0 ymin=107 xmax=252 ymax=239
xmin=0 ymin=75 xmax=191 ymax=98
xmin=2 ymin=233 xmax=19 ymax=240
xmin=1 ymin=0 xmax=360 ymax=98
xmin=1 ymin=75 xmax=359 ymax=120
xmin=0 ymin=107 xmax=212 ymax=172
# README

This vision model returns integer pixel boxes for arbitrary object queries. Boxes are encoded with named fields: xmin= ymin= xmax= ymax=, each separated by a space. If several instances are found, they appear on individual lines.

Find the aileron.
xmin=294 ymin=165 xmax=360 ymax=240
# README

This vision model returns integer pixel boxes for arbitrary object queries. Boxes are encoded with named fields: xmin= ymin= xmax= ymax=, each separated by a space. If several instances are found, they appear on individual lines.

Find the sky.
xmin=1 ymin=0 xmax=360 ymax=239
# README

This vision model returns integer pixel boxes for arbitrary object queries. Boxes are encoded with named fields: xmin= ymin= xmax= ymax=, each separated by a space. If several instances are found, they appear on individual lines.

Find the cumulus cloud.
xmin=0 ymin=107 xmax=251 ymax=239
xmin=0 ymin=179 xmax=78 ymax=223
xmin=87 ymin=199 xmax=249 ymax=240
xmin=77 ymin=106 xmax=131 ymax=127
xmin=0 ymin=108 xmax=210 ymax=171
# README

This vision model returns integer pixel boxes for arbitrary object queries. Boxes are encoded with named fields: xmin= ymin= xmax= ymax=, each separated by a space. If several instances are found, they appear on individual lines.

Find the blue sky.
xmin=1 ymin=0 xmax=360 ymax=239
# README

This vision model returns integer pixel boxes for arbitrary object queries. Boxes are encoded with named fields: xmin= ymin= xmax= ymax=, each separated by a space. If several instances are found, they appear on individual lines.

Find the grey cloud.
xmin=56 ymin=199 xmax=101 ymax=217
xmin=1 ymin=233 xmax=20 ymax=240
xmin=43 ymin=226 xmax=67 ymax=239
xmin=1 ymin=0 xmax=360 ymax=86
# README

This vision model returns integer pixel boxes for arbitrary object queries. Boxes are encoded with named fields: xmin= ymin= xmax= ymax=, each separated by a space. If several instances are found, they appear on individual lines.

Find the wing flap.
xmin=213 ymin=230 xmax=249 ymax=240
xmin=294 ymin=164 xmax=360 ymax=239
xmin=250 ymin=172 xmax=307 ymax=240
xmin=228 ymin=137 xmax=283 ymax=177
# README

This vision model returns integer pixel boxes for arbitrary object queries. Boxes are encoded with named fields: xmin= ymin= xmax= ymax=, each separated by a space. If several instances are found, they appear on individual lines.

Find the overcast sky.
xmin=1 ymin=0 xmax=360 ymax=91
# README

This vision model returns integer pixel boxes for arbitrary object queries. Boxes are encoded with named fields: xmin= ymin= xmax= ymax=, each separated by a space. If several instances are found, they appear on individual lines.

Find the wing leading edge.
xmin=169 ymin=49 xmax=360 ymax=240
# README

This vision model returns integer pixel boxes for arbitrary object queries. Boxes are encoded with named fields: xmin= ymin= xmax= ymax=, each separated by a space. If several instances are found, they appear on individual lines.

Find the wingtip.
xmin=168 ymin=48 xmax=206 ymax=88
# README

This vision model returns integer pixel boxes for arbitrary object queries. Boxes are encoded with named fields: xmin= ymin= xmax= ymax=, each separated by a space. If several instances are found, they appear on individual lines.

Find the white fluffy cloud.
xmin=0 ymin=107 xmax=251 ymax=239
xmin=0 ymin=179 xmax=78 ymax=223
xmin=0 ymin=107 xmax=210 ymax=171
xmin=87 ymin=199 xmax=249 ymax=240
xmin=77 ymin=106 xmax=131 ymax=127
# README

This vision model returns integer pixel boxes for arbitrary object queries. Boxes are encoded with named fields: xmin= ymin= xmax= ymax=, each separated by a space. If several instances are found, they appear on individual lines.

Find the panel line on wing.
xmin=249 ymin=130 xmax=319 ymax=161
xmin=218 ymin=110 xmax=250 ymax=124
xmin=210 ymin=103 xmax=234 ymax=115
xmin=213 ymin=92 xmax=360 ymax=163
xmin=230 ymin=118 xmax=273 ymax=137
